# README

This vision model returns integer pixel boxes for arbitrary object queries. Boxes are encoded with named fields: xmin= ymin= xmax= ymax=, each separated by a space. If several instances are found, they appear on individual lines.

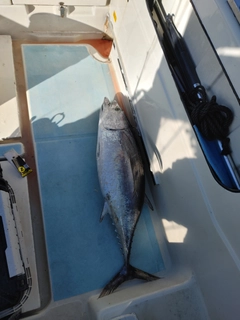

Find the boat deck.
xmin=1 ymin=39 xmax=165 ymax=313
xmin=1 ymin=1 xmax=240 ymax=318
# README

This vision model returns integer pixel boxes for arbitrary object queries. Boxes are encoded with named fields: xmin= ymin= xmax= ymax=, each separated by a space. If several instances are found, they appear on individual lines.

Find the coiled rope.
xmin=187 ymin=85 xmax=234 ymax=155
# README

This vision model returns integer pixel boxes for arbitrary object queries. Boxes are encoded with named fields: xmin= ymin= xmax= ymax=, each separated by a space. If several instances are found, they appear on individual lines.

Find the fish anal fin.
xmin=100 ymin=201 xmax=109 ymax=222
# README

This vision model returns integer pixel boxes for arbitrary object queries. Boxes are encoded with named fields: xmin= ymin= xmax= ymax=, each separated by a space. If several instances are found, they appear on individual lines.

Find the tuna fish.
xmin=96 ymin=97 xmax=159 ymax=298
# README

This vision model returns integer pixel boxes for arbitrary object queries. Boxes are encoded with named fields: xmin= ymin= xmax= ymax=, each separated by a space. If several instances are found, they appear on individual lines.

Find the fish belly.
xmin=97 ymin=128 xmax=144 ymax=258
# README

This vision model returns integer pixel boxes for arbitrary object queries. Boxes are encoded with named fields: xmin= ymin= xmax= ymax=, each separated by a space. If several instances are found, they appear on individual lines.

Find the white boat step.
xmin=0 ymin=35 xmax=21 ymax=140
xmin=88 ymin=270 xmax=209 ymax=320
xmin=111 ymin=315 xmax=138 ymax=320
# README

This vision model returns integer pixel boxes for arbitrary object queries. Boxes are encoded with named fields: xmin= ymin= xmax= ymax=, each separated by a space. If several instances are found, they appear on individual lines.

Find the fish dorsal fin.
xmin=100 ymin=201 xmax=110 ymax=222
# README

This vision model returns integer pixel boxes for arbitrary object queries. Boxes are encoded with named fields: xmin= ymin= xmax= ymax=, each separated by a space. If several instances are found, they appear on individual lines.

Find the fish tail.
xmin=99 ymin=264 xmax=159 ymax=298
xmin=130 ymin=265 xmax=160 ymax=281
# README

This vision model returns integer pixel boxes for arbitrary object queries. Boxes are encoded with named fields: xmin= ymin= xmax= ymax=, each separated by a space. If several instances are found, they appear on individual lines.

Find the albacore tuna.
xmin=96 ymin=97 xmax=159 ymax=298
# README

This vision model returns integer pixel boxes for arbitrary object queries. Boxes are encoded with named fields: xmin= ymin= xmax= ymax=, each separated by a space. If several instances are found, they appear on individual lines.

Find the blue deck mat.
xmin=22 ymin=45 xmax=164 ymax=301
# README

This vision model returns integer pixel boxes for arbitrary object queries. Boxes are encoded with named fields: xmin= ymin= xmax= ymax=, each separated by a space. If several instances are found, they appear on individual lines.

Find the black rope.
xmin=186 ymin=86 xmax=234 ymax=155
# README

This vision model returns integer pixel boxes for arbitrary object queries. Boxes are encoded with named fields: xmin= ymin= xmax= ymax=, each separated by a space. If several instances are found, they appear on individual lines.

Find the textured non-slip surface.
xmin=22 ymin=44 xmax=164 ymax=301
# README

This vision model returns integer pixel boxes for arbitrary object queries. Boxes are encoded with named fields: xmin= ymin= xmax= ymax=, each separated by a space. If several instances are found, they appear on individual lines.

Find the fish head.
xmin=99 ymin=97 xmax=129 ymax=130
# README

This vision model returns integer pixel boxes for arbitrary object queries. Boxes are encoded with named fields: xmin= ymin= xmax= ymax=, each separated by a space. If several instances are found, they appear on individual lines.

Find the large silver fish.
xmin=96 ymin=97 xmax=159 ymax=298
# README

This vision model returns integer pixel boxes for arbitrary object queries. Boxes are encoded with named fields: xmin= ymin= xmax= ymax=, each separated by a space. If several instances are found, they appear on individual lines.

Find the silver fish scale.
xmin=97 ymin=100 xmax=145 ymax=263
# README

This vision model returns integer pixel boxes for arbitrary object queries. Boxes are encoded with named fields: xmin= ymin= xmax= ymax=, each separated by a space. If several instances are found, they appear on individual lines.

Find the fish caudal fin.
xmin=99 ymin=264 xmax=159 ymax=298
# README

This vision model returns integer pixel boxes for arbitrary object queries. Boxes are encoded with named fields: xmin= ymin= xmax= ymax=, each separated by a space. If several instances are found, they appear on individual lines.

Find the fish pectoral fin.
xmin=100 ymin=201 xmax=109 ymax=222
xmin=145 ymin=194 xmax=154 ymax=211
xmin=96 ymin=142 xmax=100 ymax=158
